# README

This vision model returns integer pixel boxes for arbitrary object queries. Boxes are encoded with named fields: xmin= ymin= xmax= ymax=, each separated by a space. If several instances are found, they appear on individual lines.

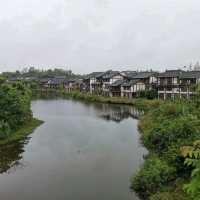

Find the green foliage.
xmin=139 ymin=102 xmax=200 ymax=157
xmin=150 ymin=191 xmax=190 ymax=200
xmin=138 ymin=89 xmax=158 ymax=99
xmin=2 ymin=67 xmax=81 ymax=79
xmin=134 ymin=100 xmax=200 ymax=199
xmin=0 ymin=76 xmax=6 ymax=85
xmin=144 ymin=114 xmax=200 ymax=153
xmin=0 ymin=118 xmax=43 ymax=145
xmin=0 ymin=82 xmax=32 ymax=139
xmin=131 ymin=156 xmax=176 ymax=198
xmin=149 ymin=178 xmax=191 ymax=200
xmin=181 ymin=140 xmax=200 ymax=200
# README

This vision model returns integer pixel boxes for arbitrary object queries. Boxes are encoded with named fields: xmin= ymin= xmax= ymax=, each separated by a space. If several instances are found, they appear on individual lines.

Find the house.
xmin=7 ymin=77 xmax=23 ymax=83
xmin=109 ymin=79 xmax=125 ymax=97
xmin=39 ymin=78 xmax=51 ymax=88
xmin=120 ymin=71 xmax=157 ymax=98
xmin=179 ymin=71 xmax=200 ymax=98
xmin=157 ymin=70 xmax=184 ymax=99
xmin=39 ymin=76 xmax=66 ymax=89
xmin=83 ymin=72 xmax=103 ymax=94
xmin=131 ymin=71 xmax=158 ymax=90
xmin=64 ymin=79 xmax=83 ymax=92
xmin=48 ymin=78 xmax=65 ymax=89
xmin=121 ymin=79 xmax=145 ymax=98
xmin=101 ymin=70 xmax=124 ymax=96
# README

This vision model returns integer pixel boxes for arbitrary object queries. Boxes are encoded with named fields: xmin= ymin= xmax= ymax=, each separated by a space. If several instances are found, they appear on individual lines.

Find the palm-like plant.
xmin=181 ymin=140 xmax=200 ymax=199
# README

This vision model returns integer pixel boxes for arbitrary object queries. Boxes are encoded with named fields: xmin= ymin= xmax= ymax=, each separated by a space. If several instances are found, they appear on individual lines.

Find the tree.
xmin=0 ymin=82 xmax=32 ymax=138
xmin=0 ymin=76 xmax=6 ymax=85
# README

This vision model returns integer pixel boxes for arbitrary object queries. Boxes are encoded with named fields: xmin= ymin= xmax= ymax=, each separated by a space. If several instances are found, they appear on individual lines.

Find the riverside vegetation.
xmin=0 ymin=77 xmax=42 ymax=145
xmin=131 ymin=95 xmax=200 ymax=200
xmin=33 ymin=88 xmax=161 ymax=110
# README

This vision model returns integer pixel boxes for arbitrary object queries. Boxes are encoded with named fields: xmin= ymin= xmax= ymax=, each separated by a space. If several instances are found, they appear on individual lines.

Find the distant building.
xmin=101 ymin=70 xmax=124 ymax=96
xmin=194 ymin=62 xmax=200 ymax=71
xmin=158 ymin=70 xmax=200 ymax=99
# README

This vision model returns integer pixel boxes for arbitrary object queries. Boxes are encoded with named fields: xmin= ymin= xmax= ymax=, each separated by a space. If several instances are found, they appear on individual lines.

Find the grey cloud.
xmin=0 ymin=0 xmax=200 ymax=73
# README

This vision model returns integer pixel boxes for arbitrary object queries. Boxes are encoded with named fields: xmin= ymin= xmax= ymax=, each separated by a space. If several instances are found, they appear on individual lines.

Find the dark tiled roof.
xmin=84 ymin=72 xmax=103 ymax=80
xmin=180 ymin=71 xmax=200 ymax=79
xmin=133 ymin=72 xmax=157 ymax=79
xmin=49 ymin=78 xmax=64 ymax=85
xmin=158 ymin=70 xmax=183 ymax=78
xmin=101 ymin=70 xmax=121 ymax=79
xmin=122 ymin=79 xmax=139 ymax=87
xmin=8 ymin=77 xmax=21 ymax=81
xmin=122 ymin=71 xmax=138 ymax=79
xmin=110 ymin=79 xmax=124 ymax=87
xmin=158 ymin=70 xmax=200 ymax=79
xmin=54 ymin=76 xmax=66 ymax=79
xmin=39 ymin=78 xmax=50 ymax=83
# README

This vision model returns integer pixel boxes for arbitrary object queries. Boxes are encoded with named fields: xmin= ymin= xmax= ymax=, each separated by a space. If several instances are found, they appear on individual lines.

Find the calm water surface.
xmin=0 ymin=99 xmax=147 ymax=200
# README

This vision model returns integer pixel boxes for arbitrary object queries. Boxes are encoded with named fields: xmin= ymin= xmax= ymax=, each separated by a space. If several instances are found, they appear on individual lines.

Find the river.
xmin=0 ymin=99 xmax=147 ymax=200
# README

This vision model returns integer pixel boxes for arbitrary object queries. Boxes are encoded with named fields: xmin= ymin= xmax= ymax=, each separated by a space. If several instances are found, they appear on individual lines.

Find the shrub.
xmin=0 ymin=82 xmax=32 ymax=139
xmin=131 ymin=156 xmax=176 ymax=198
xmin=138 ymin=90 xmax=158 ymax=99
xmin=143 ymin=114 xmax=200 ymax=153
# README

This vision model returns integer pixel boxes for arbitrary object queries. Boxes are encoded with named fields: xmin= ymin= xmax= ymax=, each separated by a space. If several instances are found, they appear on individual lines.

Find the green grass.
xmin=62 ymin=91 xmax=162 ymax=110
xmin=0 ymin=118 xmax=43 ymax=145
xmin=32 ymin=89 xmax=163 ymax=111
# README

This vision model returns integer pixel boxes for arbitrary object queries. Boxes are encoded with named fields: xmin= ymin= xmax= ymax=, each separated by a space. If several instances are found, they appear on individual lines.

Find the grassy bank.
xmin=0 ymin=118 xmax=43 ymax=146
xmin=32 ymin=89 xmax=162 ymax=110
xmin=131 ymin=100 xmax=200 ymax=199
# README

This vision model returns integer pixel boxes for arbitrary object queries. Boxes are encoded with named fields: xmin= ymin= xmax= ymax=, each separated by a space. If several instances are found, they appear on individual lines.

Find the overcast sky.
xmin=0 ymin=0 xmax=200 ymax=74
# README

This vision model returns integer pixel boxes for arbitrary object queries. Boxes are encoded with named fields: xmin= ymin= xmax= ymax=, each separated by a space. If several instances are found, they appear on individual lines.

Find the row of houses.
xmin=83 ymin=70 xmax=157 ymax=97
xmin=83 ymin=70 xmax=200 ymax=100
xmin=8 ymin=69 xmax=200 ymax=100
xmin=39 ymin=76 xmax=83 ymax=92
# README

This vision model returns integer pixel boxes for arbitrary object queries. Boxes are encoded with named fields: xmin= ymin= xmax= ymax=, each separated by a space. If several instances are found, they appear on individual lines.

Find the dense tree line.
xmin=0 ymin=79 xmax=32 ymax=139
xmin=2 ymin=67 xmax=82 ymax=79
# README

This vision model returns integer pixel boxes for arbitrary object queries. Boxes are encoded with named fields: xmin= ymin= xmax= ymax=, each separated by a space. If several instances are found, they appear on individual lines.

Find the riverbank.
xmin=33 ymin=89 xmax=162 ymax=110
xmin=131 ymin=100 xmax=200 ymax=200
xmin=0 ymin=118 xmax=43 ymax=146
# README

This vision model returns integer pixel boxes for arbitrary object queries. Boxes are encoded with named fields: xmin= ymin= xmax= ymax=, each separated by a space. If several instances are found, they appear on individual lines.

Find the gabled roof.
xmin=49 ymin=78 xmax=64 ymax=85
xmin=101 ymin=70 xmax=122 ymax=79
xmin=158 ymin=70 xmax=183 ymax=78
xmin=133 ymin=71 xmax=157 ymax=79
xmin=39 ymin=78 xmax=50 ymax=83
xmin=110 ymin=79 xmax=124 ymax=87
xmin=84 ymin=72 xmax=103 ymax=80
xmin=121 ymin=79 xmax=140 ymax=87
xmin=122 ymin=71 xmax=138 ymax=79
xmin=8 ymin=77 xmax=21 ymax=81
xmin=180 ymin=71 xmax=200 ymax=79
xmin=54 ymin=76 xmax=66 ymax=79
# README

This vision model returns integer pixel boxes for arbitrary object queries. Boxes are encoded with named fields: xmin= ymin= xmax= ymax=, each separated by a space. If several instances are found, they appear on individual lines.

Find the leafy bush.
xmin=181 ymin=140 xmax=200 ymax=200
xmin=131 ymin=156 xmax=176 ymax=198
xmin=0 ymin=121 xmax=11 ymax=139
xmin=0 ymin=82 xmax=32 ymax=139
xmin=150 ymin=191 xmax=190 ymax=200
xmin=144 ymin=114 xmax=200 ymax=153
xmin=138 ymin=89 xmax=158 ymax=99
xmin=134 ymin=101 xmax=200 ymax=199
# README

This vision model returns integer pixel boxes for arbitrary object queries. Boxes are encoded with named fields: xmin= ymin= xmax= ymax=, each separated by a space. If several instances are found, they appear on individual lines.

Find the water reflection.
xmin=0 ymin=99 xmax=146 ymax=200
xmin=0 ymin=139 xmax=29 ymax=174
xmin=97 ymin=104 xmax=143 ymax=122
xmin=78 ymin=102 xmax=143 ymax=122
xmin=0 ymin=102 xmax=143 ymax=175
